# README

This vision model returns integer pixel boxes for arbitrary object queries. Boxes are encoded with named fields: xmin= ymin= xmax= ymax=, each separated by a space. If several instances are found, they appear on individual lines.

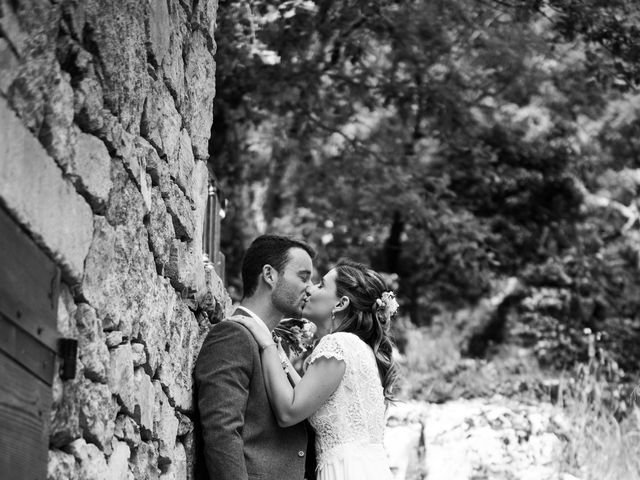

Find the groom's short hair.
xmin=241 ymin=235 xmax=316 ymax=297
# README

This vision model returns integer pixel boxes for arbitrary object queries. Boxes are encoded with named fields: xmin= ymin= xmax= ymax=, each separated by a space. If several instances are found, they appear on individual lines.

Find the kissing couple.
xmin=195 ymin=235 xmax=399 ymax=480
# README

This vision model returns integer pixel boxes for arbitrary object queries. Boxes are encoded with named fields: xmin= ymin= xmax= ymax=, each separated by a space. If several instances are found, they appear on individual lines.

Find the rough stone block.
xmin=159 ymin=441 xmax=186 ymax=480
xmin=182 ymin=431 xmax=196 ymax=480
xmin=1 ymin=0 xmax=60 ymax=55
xmin=166 ymin=239 xmax=205 ymax=294
xmin=82 ymin=216 xmax=131 ymax=333
xmin=7 ymin=50 xmax=58 ymax=133
xmin=40 ymin=69 xmax=75 ymax=168
xmin=78 ymin=380 xmax=117 ymax=452
xmin=50 ymin=375 xmax=82 ymax=449
xmin=191 ymin=0 xmax=218 ymax=42
xmin=183 ymin=30 xmax=215 ymax=159
xmin=74 ymin=76 xmax=107 ymax=134
xmin=162 ymin=0 xmax=187 ymax=106
xmin=78 ymin=342 xmax=110 ymax=384
xmin=57 ymin=284 xmax=79 ymax=338
xmin=192 ymin=160 xmax=209 ymax=207
xmin=111 ymin=134 xmax=153 ymax=212
xmin=130 ymin=441 xmax=161 ymax=480
xmin=162 ymin=182 xmax=196 ymax=240
xmin=133 ymin=368 xmax=155 ymax=437
xmin=133 ymin=277 xmax=175 ymax=375
xmin=148 ymin=0 xmax=171 ymax=66
xmin=106 ymin=440 xmax=131 ymax=479
xmin=201 ymin=266 xmax=232 ymax=322
xmin=109 ymin=343 xmax=136 ymax=414
xmin=83 ymin=0 xmax=149 ymax=133
xmin=143 ymin=138 xmax=170 ymax=188
xmin=106 ymin=160 xmax=146 ymax=226
xmin=114 ymin=414 xmax=141 ymax=449
xmin=141 ymin=78 xmax=181 ymax=162
xmin=0 ymin=2 xmax=28 ymax=57
xmin=157 ymin=303 xmax=199 ymax=411
xmin=83 ymin=215 xmax=159 ymax=339
xmin=152 ymin=381 xmax=179 ymax=465
xmin=142 ymin=173 xmax=153 ymax=213
xmin=173 ymin=129 xmax=196 ymax=198
xmin=68 ymin=438 xmax=109 ymax=480
xmin=71 ymin=130 xmax=113 ymax=209
xmin=0 ymin=97 xmax=93 ymax=281
xmin=132 ymin=342 xmax=147 ymax=368
xmin=176 ymin=412 xmax=193 ymax=437
xmin=148 ymin=187 xmax=175 ymax=270
xmin=76 ymin=304 xmax=110 ymax=384
xmin=106 ymin=331 xmax=124 ymax=348
xmin=0 ymin=38 xmax=20 ymax=95
xmin=110 ymin=123 xmax=137 ymax=169
xmin=48 ymin=448 xmax=79 ymax=480
xmin=60 ymin=0 xmax=88 ymax=43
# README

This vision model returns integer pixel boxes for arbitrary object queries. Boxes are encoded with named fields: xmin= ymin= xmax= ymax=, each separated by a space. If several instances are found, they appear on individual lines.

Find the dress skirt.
xmin=316 ymin=442 xmax=394 ymax=480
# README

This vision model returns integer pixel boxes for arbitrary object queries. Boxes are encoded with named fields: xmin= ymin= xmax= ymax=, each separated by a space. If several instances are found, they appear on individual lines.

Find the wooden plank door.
xmin=0 ymin=206 xmax=60 ymax=480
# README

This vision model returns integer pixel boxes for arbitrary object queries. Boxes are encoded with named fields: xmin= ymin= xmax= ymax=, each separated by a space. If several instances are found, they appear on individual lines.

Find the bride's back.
xmin=304 ymin=331 xmax=386 ymax=464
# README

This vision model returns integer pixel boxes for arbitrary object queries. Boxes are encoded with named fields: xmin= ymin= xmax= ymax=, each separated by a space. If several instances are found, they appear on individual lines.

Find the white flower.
xmin=378 ymin=291 xmax=399 ymax=319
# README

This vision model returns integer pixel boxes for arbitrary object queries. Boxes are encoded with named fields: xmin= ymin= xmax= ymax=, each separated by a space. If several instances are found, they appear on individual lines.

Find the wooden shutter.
xmin=0 ymin=206 xmax=60 ymax=480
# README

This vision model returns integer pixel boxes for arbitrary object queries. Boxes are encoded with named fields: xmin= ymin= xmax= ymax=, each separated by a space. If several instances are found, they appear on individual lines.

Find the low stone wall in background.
xmin=0 ymin=0 xmax=229 ymax=479
xmin=385 ymin=398 xmax=569 ymax=480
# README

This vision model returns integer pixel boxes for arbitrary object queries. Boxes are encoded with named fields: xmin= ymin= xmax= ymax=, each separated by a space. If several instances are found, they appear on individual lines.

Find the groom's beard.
xmin=272 ymin=283 xmax=305 ymax=319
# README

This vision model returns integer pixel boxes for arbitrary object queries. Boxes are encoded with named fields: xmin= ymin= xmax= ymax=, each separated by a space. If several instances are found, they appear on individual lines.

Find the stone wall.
xmin=385 ymin=400 xmax=568 ymax=480
xmin=0 ymin=0 xmax=230 ymax=478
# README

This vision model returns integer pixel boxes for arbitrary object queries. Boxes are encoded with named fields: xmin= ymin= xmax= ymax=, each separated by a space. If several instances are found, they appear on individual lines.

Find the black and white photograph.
xmin=1 ymin=1 xmax=639 ymax=479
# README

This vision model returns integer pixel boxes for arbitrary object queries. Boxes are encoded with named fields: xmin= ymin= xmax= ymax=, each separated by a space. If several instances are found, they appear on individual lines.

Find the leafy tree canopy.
xmin=211 ymin=0 xmax=640 ymax=373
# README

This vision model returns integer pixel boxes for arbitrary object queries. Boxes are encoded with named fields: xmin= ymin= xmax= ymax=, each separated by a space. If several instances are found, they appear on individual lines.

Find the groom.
xmin=195 ymin=235 xmax=316 ymax=480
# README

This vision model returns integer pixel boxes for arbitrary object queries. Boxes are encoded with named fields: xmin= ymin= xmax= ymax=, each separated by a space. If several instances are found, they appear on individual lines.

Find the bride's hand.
xmin=229 ymin=316 xmax=274 ymax=349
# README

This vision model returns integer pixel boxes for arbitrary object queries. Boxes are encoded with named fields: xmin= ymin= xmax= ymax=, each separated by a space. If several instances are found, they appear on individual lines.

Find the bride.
xmin=232 ymin=259 xmax=399 ymax=480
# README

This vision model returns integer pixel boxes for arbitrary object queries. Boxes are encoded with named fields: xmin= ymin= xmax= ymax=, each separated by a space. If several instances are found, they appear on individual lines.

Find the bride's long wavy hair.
xmin=332 ymin=259 xmax=399 ymax=401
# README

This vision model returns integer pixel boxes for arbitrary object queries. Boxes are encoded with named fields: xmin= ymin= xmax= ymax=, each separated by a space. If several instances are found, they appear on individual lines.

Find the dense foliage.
xmin=211 ymin=0 xmax=640 ymax=376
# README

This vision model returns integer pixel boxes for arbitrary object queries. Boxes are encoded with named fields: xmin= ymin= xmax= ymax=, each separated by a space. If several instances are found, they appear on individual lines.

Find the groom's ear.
xmin=262 ymin=264 xmax=277 ymax=289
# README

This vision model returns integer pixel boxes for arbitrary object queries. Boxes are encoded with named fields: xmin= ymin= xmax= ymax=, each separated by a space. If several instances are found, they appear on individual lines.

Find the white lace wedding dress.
xmin=304 ymin=332 xmax=393 ymax=480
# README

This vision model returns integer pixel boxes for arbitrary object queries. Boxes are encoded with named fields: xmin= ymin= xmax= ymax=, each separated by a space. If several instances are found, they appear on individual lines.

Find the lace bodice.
xmin=304 ymin=332 xmax=387 ymax=460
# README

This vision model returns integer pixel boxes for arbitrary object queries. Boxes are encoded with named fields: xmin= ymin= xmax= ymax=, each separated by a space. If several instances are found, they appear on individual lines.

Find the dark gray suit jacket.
xmin=195 ymin=312 xmax=308 ymax=480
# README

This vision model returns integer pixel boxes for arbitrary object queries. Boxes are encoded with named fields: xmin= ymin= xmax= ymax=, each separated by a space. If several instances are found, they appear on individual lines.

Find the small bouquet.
xmin=273 ymin=318 xmax=317 ymax=356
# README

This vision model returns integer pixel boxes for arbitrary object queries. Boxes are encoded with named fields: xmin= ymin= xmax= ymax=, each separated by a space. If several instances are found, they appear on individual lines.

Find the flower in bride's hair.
xmin=273 ymin=318 xmax=317 ymax=356
xmin=375 ymin=291 xmax=399 ymax=320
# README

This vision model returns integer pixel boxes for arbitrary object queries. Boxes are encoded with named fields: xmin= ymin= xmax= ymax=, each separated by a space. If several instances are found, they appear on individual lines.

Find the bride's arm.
xmin=230 ymin=316 xmax=345 ymax=427
xmin=261 ymin=344 xmax=345 ymax=427
xmin=278 ymin=345 xmax=302 ymax=386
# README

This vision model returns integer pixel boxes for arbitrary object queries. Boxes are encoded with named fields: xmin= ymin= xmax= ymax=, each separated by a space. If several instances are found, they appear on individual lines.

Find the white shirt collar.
xmin=235 ymin=306 xmax=272 ymax=337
